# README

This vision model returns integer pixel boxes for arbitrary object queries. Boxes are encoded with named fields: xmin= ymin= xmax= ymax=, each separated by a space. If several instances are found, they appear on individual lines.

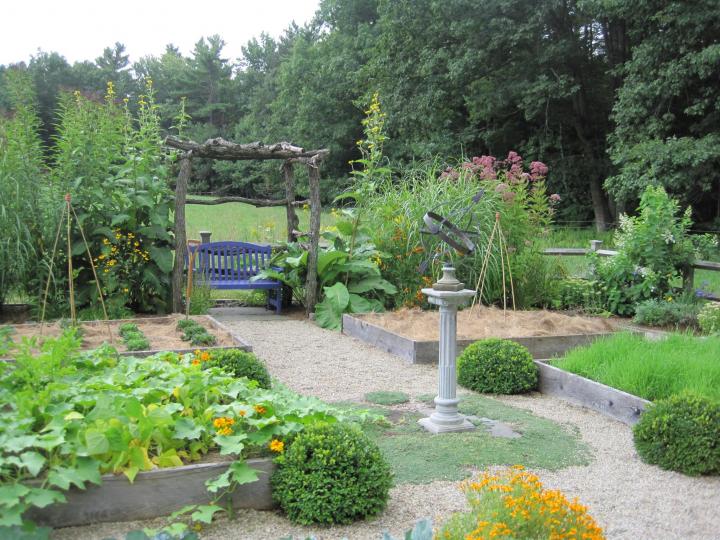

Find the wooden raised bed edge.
xmin=27 ymin=457 xmax=275 ymax=528
xmin=342 ymin=313 xmax=612 ymax=363
xmin=535 ymin=360 xmax=651 ymax=425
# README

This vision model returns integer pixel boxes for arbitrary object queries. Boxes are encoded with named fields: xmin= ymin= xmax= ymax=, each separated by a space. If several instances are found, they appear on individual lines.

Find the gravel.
xmin=53 ymin=313 xmax=720 ymax=540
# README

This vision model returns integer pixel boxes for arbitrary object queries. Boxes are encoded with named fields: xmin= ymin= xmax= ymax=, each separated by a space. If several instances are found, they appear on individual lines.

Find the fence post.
xmin=590 ymin=240 xmax=603 ymax=252
xmin=682 ymin=266 xmax=695 ymax=295
xmin=199 ymin=231 xmax=212 ymax=244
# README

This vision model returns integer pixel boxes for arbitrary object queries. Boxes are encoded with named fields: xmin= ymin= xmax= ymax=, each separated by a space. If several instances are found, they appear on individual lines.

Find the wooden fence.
xmin=542 ymin=240 xmax=720 ymax=300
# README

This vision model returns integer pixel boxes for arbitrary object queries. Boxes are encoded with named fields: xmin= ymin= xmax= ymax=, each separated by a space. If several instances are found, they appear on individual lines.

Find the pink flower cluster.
xmin=438 ymin=151 xmax=560 ymax=206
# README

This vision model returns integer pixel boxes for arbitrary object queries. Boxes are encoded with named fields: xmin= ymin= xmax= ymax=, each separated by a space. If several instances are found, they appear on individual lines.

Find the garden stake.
xmin=69 ymin=204 xmax=113 ymax=344
xmin=185 ymin=246 xmax=198 ymax=320
xmin=66 ymin=194 xmax=76 ymax=324
xmin=39 ymin=202 xmax=67 ymax=335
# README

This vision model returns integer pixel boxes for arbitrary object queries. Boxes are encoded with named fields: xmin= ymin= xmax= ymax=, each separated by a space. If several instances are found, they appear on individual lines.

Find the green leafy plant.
xmin=0 ymin=332 xmax=344 ymax=529
xmin=457 ymin=339 xmax=538 ymax=394
xmin=271 ymin=423 xmax=393 ymax=525
xmin=632 ymin=298 xmax=699 ymax=328
xmin=698 ymin=302 xmax=720 ymax=335
xmin=257 ymin=230 xmax=396 ymax=330
xmin=633 ymin=393 xmax=720 ymax=476
xmin=551 ymin=277 xmax=607 ymax=313
xmin=119 ymin=322 xmax=140 ymax=337
xmin=177 ymin=320 xmax=217 ymax=345
xmin=591 ymin=186 xmax=717 ymax=315
xmin=382 ymin=518 xmax=433 ymax=540
xmin=205 ymin=349 xmax=271 ymax=389
xmin=36 ymin=79 xmax=174 ymax=318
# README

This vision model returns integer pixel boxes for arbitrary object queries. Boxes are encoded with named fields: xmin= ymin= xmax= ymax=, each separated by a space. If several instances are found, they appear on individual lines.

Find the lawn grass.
xmin=554 ymin=332 xmax=720 ymax=402
xmin=185 ymin=198 xmax=335 ymax=244
xmin=355 ymin=394 xmax=589 ymax=484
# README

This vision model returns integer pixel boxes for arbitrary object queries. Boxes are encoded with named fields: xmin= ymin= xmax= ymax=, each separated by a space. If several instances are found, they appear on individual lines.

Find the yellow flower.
xmin=269 ymin=439 xmax=284 ymax=453
xmin=253 ymin=405 xmax=267 ymax=415
xmin=200 ymin=351 xmax=211 ymax=362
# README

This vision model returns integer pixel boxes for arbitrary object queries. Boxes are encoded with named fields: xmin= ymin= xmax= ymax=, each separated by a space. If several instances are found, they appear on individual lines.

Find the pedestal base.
xmin=418 ymin=416 xmax=476 ymax=434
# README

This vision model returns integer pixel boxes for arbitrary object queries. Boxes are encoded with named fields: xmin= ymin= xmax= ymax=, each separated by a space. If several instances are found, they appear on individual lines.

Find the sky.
xmin=1 ymin=0 xmax=321 ymax=66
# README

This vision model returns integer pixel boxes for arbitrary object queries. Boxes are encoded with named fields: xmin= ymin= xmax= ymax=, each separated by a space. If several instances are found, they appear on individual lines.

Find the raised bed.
xmin=343 ymin=313 xmax=613 ymax=364
xmin=1 ymin=314 xmax=251 ymax=359
xmin=534 ymin=360 xmax=651 ymax=425
xmin=26 ymin=457 xmax=275 ymax=528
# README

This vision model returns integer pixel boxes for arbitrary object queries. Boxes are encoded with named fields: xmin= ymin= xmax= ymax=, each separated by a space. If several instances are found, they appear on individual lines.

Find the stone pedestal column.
xmin=199 ymin=231 xmax=212 ymax=244
xmin=419 ymin=265 xmax=476 ymax=434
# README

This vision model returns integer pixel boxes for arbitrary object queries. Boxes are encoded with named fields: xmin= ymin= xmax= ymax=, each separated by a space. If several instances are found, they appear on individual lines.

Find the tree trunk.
xmin=172 ymin=154 xmax=192 ymax=313
xmin=283 ymin=162 xmax=299 ymax=243
xmin=589 ymin=175 xmax=612 ymax=232
xmin=305 ymin=163 xmax=322 ymax=316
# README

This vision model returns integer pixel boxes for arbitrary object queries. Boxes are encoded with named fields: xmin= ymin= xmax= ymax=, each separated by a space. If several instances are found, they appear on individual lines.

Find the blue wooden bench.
xmin=187 ymin=241 xmax=283 ymax=313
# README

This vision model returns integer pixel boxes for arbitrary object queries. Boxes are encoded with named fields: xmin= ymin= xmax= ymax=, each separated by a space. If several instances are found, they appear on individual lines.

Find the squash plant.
xmin=256 ymin=224 xmax=397 ymax=330
xmin=0 ymin=333 xmax=343 ymax=530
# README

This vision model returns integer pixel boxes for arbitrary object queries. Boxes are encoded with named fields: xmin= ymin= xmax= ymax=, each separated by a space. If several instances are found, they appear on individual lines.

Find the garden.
xmin=2 ymin=5 xmax=720 ymax=537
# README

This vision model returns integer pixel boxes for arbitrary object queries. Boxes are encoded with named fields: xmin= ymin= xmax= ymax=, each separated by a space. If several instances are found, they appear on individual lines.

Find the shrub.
xmin=271 ymin=423 xmax=392 ymax=525
xmin=551 ymin=277 xmax=605 ymax=312
xmin=591 ymin=186 xmax=717 ymax=315
xmin=698 ymin=302 xmax=720 ymax=335
xmin=633 ymin=393 xmax=720 ymax=475
xmin=632 ymin=299 xmax=699 ymax=328
xmin=176 ymin=318 xmax=198 ymax=331
xmin=457 ymin=338 xmax=537 ymax=394
xmin=207 ymin=349 xmax=271 ymax=389
xmin=437 ymin=466 xmax=605 ymax=539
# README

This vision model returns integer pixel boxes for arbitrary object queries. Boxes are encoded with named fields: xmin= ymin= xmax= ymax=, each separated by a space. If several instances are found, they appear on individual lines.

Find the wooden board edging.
xmin=342 ymin=314 xmax=612 ymax=364
xmin=535 ymin=361 xmax=651 ymax=425
xmin=26 ymin=458 xmax=276 ymax=528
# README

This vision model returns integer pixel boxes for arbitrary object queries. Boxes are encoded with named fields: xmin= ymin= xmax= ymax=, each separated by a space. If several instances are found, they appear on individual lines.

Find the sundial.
xmin=418 ymin=190 xmax=483 ymax=290
xmin=417 ymin=191 xmax=483 ymax=434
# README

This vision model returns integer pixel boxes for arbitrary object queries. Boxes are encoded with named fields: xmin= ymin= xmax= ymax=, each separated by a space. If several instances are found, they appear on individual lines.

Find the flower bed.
xmin=0 ymin=335 xmax=341 ymax=530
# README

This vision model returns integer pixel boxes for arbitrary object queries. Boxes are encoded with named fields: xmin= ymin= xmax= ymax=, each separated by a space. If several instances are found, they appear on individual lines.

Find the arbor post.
xmin=305 ymin=161 xmax=322 ymax=316
xmin=172 ymin=153 xmax=192 ymax=313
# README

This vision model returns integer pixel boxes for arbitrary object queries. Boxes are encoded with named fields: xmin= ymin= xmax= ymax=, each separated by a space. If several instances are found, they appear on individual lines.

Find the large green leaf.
xmin=348 ymin=294 xmax=384 ymax=314
xmin=348 ymin=276 xmax=398 ymax=295
xmin=317 ymin=251 xmax=347 ymax=275
xmin=315 ymin=282 xmax=350 ymax=330
xmin=149 ymin=246 xmax=173 ymax=273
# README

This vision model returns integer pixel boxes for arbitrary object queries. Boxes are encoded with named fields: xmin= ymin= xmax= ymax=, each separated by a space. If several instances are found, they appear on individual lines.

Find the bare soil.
xmin=5 ymin=315 xmax=235 ymax=353
xmin=357 ymin=306 xmax=616 ymax=340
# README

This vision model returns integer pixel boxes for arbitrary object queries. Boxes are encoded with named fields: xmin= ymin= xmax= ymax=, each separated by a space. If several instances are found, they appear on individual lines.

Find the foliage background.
xmin=1 ymin=0 xmax=718 ymax=230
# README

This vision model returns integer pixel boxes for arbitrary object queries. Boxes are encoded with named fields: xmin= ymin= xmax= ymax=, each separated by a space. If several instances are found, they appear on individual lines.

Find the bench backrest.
xmin=187 ymin=241 xmax=272 ymax=281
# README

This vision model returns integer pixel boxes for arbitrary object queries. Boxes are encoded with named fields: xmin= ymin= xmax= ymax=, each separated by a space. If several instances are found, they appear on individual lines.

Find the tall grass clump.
xmin=363 ymin=156 xmax=563 ymax=309
xmin=0 ymin=69 xmax=49 ymax=307
xmin=555 ymin=332 xmax=720 ymax=402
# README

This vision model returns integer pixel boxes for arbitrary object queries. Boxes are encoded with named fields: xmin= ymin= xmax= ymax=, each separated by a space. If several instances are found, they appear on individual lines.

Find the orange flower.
xmin=200 ymin=351 xmax=211 ymax=362
xmin=191 ymin=359 xmax=200 ymax=366
xmin=238 ymin=410 xmax=246 ymax=417
xmin=269 ymin=439 xmax=284 ymax=453
xmin=253 ymin=405 xmax=267 ymax=415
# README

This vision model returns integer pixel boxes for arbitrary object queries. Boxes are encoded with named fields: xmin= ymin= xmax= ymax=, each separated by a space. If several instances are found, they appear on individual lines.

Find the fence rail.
xmin=542 ymin=240 xmax=720 ymax=300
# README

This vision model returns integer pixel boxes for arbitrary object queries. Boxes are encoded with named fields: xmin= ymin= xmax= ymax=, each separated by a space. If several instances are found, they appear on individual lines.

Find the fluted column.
xmin=419 ymin=265 xmax=476 ymax=434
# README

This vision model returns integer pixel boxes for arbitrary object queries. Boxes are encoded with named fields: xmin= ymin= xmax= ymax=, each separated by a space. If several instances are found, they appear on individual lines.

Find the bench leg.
xmin=266 ymin=287 xmax=282 ymax=314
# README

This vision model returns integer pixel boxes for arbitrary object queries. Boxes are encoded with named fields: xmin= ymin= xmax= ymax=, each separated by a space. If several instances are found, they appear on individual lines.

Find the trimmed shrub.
xmin=633 ymin=393 xmax=720 ymax=475
xmin=271 ymin=423 xmax=392 ymax=525
xmin=632 ymin=299 xmax=699 ymax=328
xmin=207 ymin=349 xmax=271 ymax=389
xmin=125 ymin=336 xmax=150 ymax=351
xmin=698 ymin=302 xmax=720 ymax=335
xmin=457 ymin=338 xmax=537 ymax=394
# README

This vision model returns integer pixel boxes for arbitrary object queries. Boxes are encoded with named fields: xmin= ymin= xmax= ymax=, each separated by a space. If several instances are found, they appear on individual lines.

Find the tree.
xmin=604 ymin=0 xmax=720 ymax=222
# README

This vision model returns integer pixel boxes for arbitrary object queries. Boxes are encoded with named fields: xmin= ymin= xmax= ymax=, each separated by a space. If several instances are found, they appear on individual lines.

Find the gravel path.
xmin=54 ymin=312 xmax=720 ymax=540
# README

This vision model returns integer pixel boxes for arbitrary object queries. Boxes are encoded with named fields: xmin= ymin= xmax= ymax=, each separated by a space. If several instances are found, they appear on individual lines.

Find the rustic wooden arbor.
xmin=165 ymin=136 xmax=329 ymax=316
